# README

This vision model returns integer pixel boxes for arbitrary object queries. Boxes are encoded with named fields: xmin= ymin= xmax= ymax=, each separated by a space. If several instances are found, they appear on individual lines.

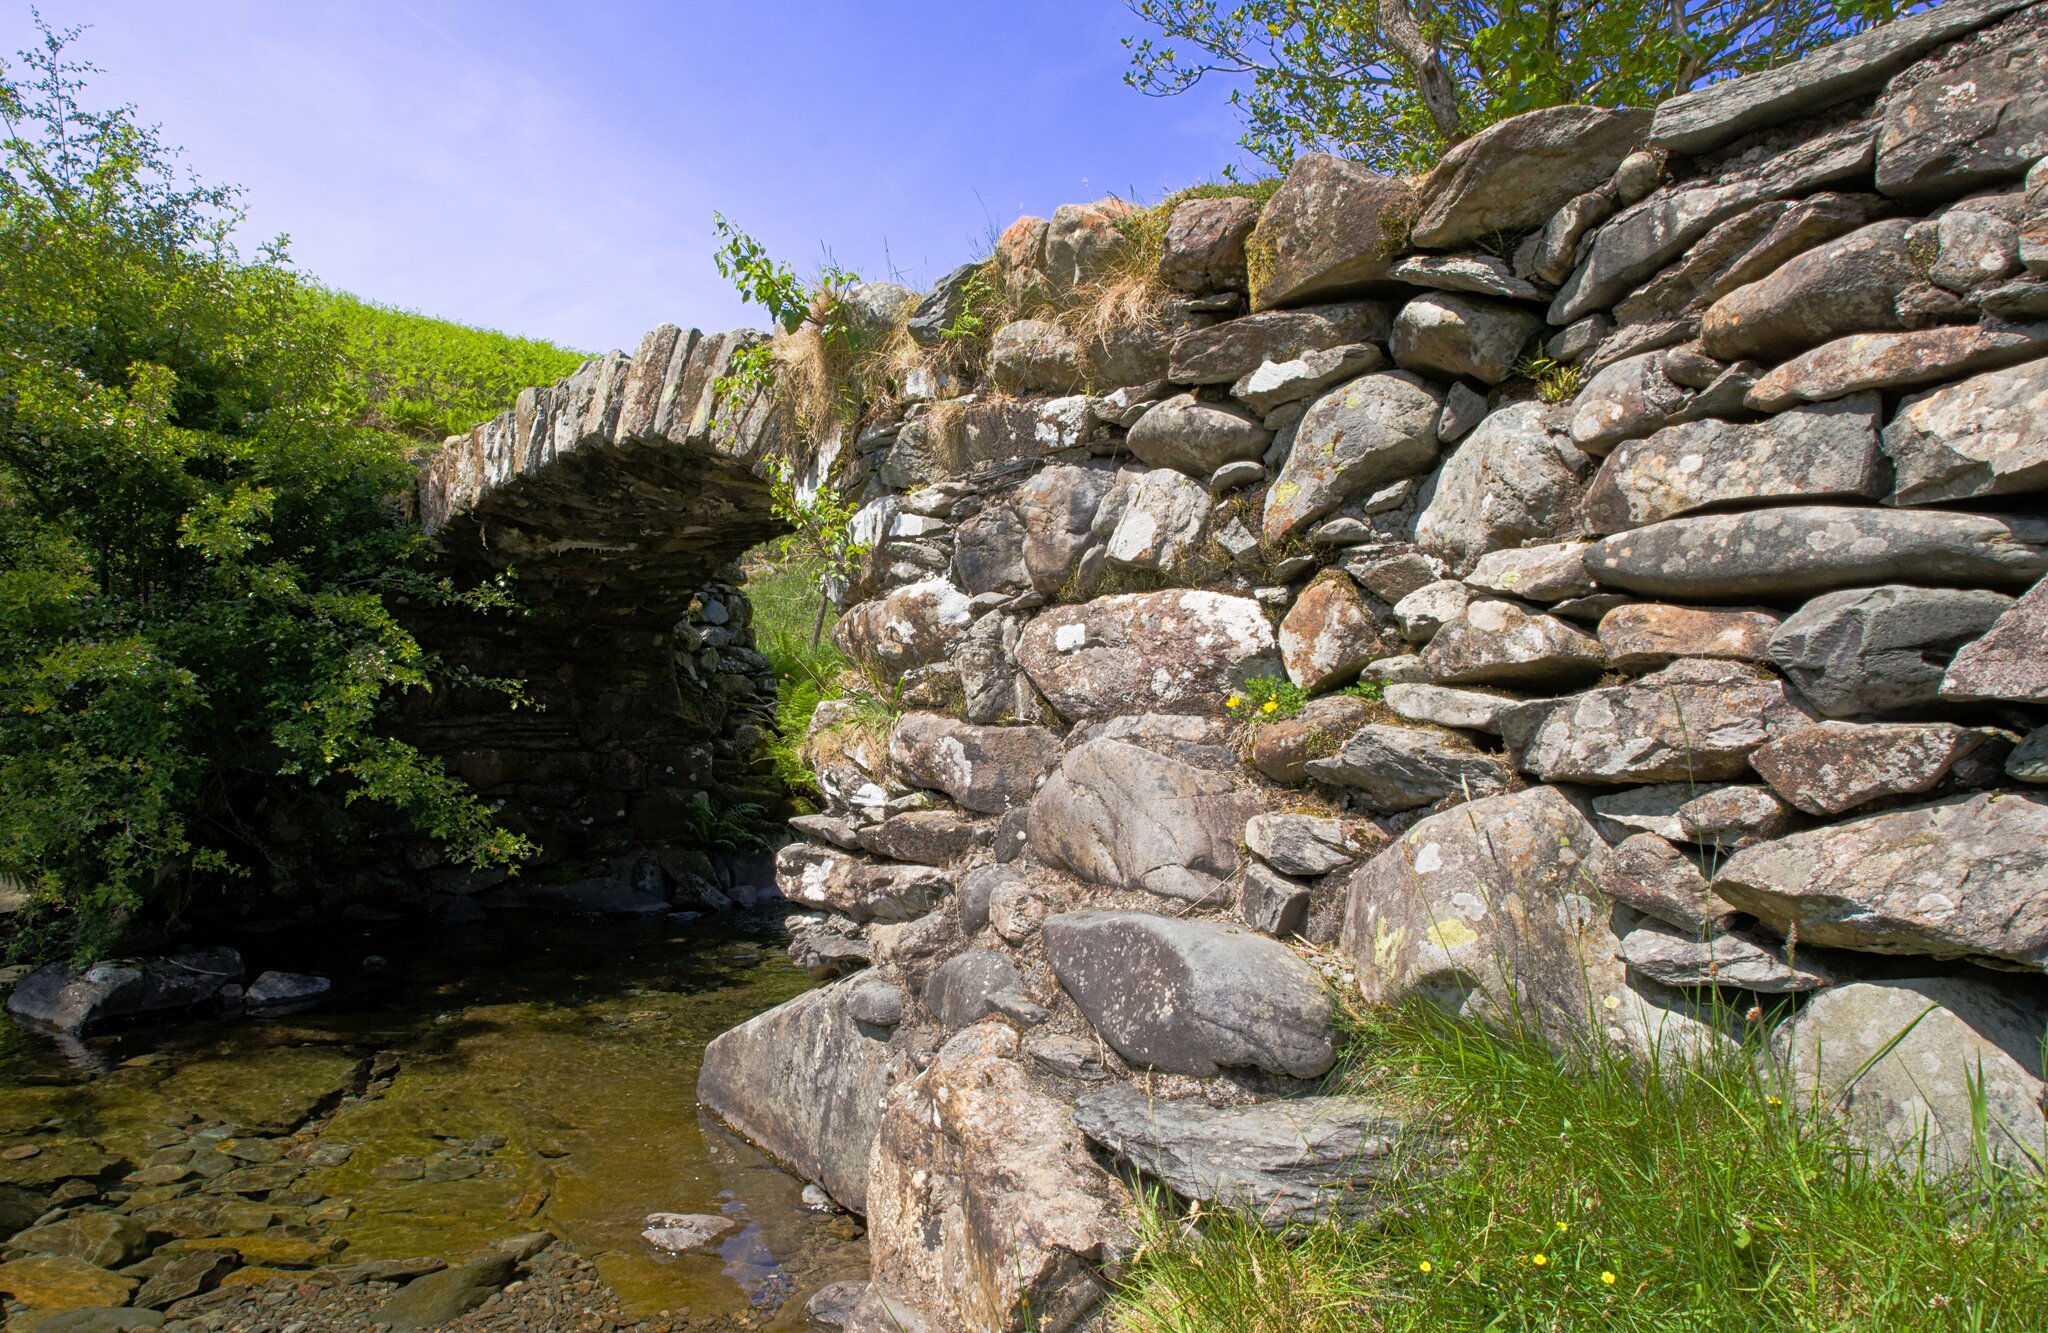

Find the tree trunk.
xmin=1380 ymin=0 xmax=1464 ymax=145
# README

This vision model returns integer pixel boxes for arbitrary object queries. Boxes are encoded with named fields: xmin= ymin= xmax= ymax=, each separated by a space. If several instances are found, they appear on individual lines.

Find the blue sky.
xmin=3 ymin=2 xmax=1255 ymax=351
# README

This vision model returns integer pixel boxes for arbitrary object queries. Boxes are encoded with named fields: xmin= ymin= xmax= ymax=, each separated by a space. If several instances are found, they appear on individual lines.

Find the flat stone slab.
xmin=1073 ymin=1086 xmax=1449 ymax=1228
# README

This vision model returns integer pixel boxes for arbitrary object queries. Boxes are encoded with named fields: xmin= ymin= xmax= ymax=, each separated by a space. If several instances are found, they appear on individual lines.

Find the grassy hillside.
xmin=319 ymin=291 xmax=590 ymax=442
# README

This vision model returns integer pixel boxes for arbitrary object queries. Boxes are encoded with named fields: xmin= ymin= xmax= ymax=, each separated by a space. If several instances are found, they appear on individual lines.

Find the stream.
xmin=0 ymin=910 xmax=867 ymax=1328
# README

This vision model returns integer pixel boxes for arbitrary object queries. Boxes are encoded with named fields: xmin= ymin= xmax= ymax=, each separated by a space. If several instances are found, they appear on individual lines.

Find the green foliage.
xmin=1341 ymin=677 xmax=1385 ymax=703
xmin=1111 ymin=1000 xmax=2048 ymax=1331
xmin=317 ymin=292 xmax=586 ymax=442
xmin=0 ymin=22 xmax=531 ymax=960
xmin=1227 ymin=673 xmax=1308 ymax=722
xmin=708 ymin=213 xmax=863 ymax=410
xmin=767 ymin=459 xmax=869 ymax=586
xmin=747 ymin=555 xmax=851 ymax=811
xmin=939 ymin=263 xmax=1002 ymax=343
xmin=1123 ymin=1 xmax=1919 ymax=173
xmin=677 ymin=798 xmax=772 ymax=853
xmin=1514 ymin=347 xmax=1585 ymax=403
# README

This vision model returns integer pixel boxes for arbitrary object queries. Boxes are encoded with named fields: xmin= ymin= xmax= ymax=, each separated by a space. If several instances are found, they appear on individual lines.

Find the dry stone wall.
xmin=422 ymin=5 xmax=2048 ymax=1326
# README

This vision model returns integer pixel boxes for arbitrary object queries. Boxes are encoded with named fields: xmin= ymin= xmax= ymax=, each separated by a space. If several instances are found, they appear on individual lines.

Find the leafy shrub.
xmin=0 ymin=24 xmax=533 ymax=960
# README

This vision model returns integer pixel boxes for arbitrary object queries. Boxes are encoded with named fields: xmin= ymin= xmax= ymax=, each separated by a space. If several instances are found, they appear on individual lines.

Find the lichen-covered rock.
xmin=1772 ymin=976 xmax=2048 ymax=1175
xmin=1596 ymin=604 xmax=1781 ymax=672
xmin=1305 ymin=724 xmax=1512 ymax=812
xmin=1613 ymin=192 xmax=1879 ymax=328
xmin=1567 ymin=349 xmax=1691 ymax=455
xmin=1881 ymin=358 xmax=2048 ymax=506
xmin=989 ymin=319 xmax=1088 ymax=394
xmin=833 ymin=579 xmax=973 ymax=680
xmin=920 ymin=950 xmax=1025 ymax=1028
xmin=1698 ymin=220 xmax=1919 ymax=363
xmin=1074 ymin=1087 xmax=1447 ymax=1229
xmin=1393 ymin=580 xmax=1471 ymax=644
xmin=1507 ymin=658 xmax=1811 ymax=784
xmin=1390 ymin=293 xmax=1544 ymax=385
xmin=1591 ymin=783 xmax=1790 ymax=849
xmin=1029 ymin=738 xmax=1260 ymax=905
xmin=1584 ymin=507 xmax=2048 ymax=600
xmin=1124 ymin=394 xmax=1270 ymax=477
xmin=951 ymin=501 xmax=1029 ymax=598
xmin=1414 ymin=402 xmax=1591 ymax=574
xmin=1015 ymin=590 xmax=1279 ymax=722
xmin=865 ymin=1024 xmax=1131 ymax=1332
xmin=887 ymin=714 xmax=1062 ymax=815
xmin=1584 ymin=394 xmax=1884 ymax=533
xmin=1168 ymin=303 xmax=1393 ymax=384
xmin=1745 ymin=323 xmax=2048 ymax=412
xmin=1413 ymin=104 xmax=1653 ymax=248
xmin=1715 ymin=792 xmax=2048 ymax=969
xmin=1619 ymin=920 xmax=1830 ymax=992
xmin=1246 ymin=155 xmax=1418 ymax=310
xmin=1231 ymin=344 xmax=1384 ymax=415
xmin=1245 ymin=813 xmax=1361 ymax=877
xmin=1160 ymin=196 xmax=1261 ymax=292
xmin=1874 ymin=18 xmax=2048 ymax=203
xmin=1264 ymin=372 xmax=1443 ymax=545
xmin=1341 ymin=787 xmax=1634 ymax=1052
xmin=1767 ymin=585 xmax=2014 ymax=718
xmin=1045 ymin=910 xmax=1336 ymax=1078
xmin=1240 ymin=862 xmax=1312 ymax=937
xmin=1044 ymin=197 xmax=1138 ymax=292
xmin=1750 ymin=721 xmax=2014 ymax=815
xmin=908 ymin=261 xmax=987 ymax=347
xmin=1016 ymin=464 xmax=1115 ymax=595
xmin=1279 ymin=571 xmax=1390 ymax=692
xmin=1420 ymin=599 xmax=1606 ymax=690
xmin=1594 ymin=834 xmax=1738 ymax=933
xmin=1246 ymin=695 xmax=1378 ymax=784
xmin=1390 ymin=253 xmax=1543 ymax=300
xmin=775 ymin=844 xmax=951 ymax=923
xmin=1464 ymin=543 xmax=1596 ymax=602
xmin=1943 ymin=572 xmax=2048 ymax=703
xmin=1103 ymin=468 xmax=1214 ymax=572
xmin=1383 ymin=683 xmax=1517 ymax=734
xmin=698 ymin=975 xmax=912 ymax=1213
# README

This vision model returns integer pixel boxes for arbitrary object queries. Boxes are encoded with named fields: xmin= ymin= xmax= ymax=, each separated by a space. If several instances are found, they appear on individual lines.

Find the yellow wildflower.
xmin=1418 ymin=1260 xmax=1432 ymax=1274
xmin=1556 ymin=1221 xmax=1569 ymax=1232
xmin=1531 ymin=1254 xmax=1548 ymax=1268
xmin=1601 ymin=1271 xmax=1617 ymax=1286
xmin=1767 ymin=1094 xmax=1784 ymax=1107
xmin=1226 ymin=696 xmax=1242 ymax=708
xmin=1262 ymin=699 xmax=1278 ymax=713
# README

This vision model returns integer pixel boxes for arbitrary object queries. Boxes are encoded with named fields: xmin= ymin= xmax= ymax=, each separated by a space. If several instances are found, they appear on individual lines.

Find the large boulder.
xmin=1341 ymin=787 xmax=1629 ymax=1052
xmin=1278 ymin=571 xmax=1391 ymax=692
xmin=1508 ymin=657 xmax=1811 ymax=784
xmin=833 ymin=579 xmax=973 ymax=680
xmin=1584 ymin=507 xmax=2048 ymax=600
xmin=1698 ymin=220 xmax=1919 ymax=363
xmin=1016 ymin=464 xmax=1115 ymax=595
xmin=1584 ymin=394 xmax=1884 ymax=534
xmin=1124 ymin=394 xmax=1270 ymax=476
xmin=1772 ymin=976 xmax=2048 ymax=1175
xmin=952 ymin=501 xmax=1030 ymax=598
xmin=5 ymin=947 xmax=243 ymax=1035
xmin=888 ymin=714 xmax=1061 ymax=814
xmin=1749 ymin=721 xmax=2015 ymax=815
xmin=1414 ymin=402 xmax=1591 ymax=574
xmin=1246 ymin=156 xmax=1418 ymax=310
xmin=1943 ymin=573 xmax=2048 ymax=703
xmin=1420 ymin=599 xmax=1607 ymax=690
xmin=1566 ymin=349 xmax=1692 ymax=455
xmin=1304 ymin=724 xmax=1511 ymax=812
xmin=1264 ymin=372 xmax=1443 ymax=545
xmin=1875 ymin=17 xmax=2048 ymax=203
xmin=1073 ymin=1087 xmax=1447 ymax=1228
xmin=1767 ymin=585 xmax=2014 ymax=718
xmin=1389 ymin=293 xmax=1544 ymax=385
xmin=1413 ymin=105 xmax=1652 ymax=248
xmin=989 ymin=319 xmax=1088 ymax=394
xmin=1716 ymin=791 xmax=2048 ymax=969
xmin=775 ymin=844 xmax=951 ymax=923
xmin=1044 ymin=197 xmax=1138 ymax=292
xmin=697 ymin=976 xmax=913 ymax=1212
xmin=1028 ymin=738 xmax=1260 ymax=905
xmin=1015 ymin=590 xmax=1279 ymax=722
xmin=1045 ymin=910 xmax=1336 ymax=1078
xmin=1882 ymin=358 xmax=2048 ymax=507
xmin=864 ymin=1025 xmax=1131 ymax=1332
xmin=1160 ymin=196 xmax=1261 ymax=292
xmin=1168 ymin=303 xmax=1392 ymax=384
xmin=1613 ymin=192 xmax=1880 ymax=329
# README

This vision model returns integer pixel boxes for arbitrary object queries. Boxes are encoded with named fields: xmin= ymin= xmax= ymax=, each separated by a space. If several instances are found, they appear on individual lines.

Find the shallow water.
xmin=0 ymin=910 xmax=867 ymax=1325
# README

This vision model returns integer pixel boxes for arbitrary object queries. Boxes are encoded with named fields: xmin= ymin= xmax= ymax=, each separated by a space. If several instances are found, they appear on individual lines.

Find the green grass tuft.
xmin=745 ymin=553 xmax=851 ymax=812
xmin=1110 ymin=1001 xmax=2048 ymax=1331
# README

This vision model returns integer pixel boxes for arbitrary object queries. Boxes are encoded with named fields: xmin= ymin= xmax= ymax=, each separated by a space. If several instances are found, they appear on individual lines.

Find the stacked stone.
xmin=413 ymin=5 xmax=2048 ymax=1326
